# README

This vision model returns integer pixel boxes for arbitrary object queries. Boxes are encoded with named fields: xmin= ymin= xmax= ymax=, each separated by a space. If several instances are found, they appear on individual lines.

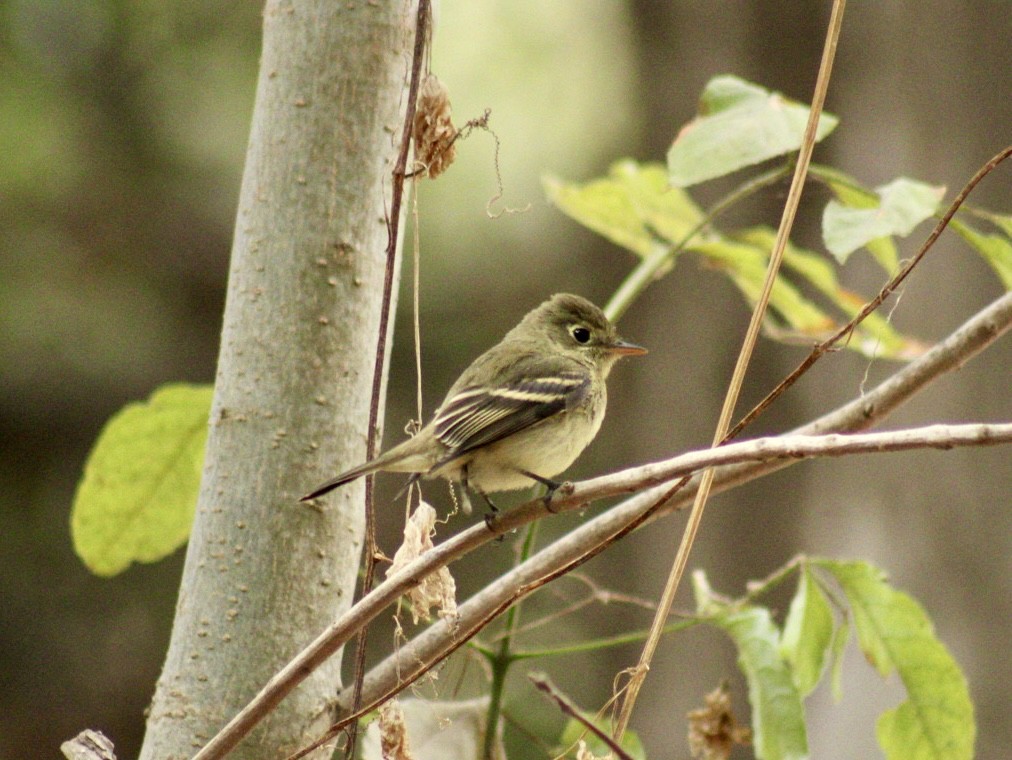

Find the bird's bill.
xmin=608 ymin=339 xmax=648 ymax=356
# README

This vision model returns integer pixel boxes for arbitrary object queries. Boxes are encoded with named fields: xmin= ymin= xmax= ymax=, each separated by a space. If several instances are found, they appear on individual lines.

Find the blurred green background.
xmin=1 ymin=1 xmax=1008 ymax=758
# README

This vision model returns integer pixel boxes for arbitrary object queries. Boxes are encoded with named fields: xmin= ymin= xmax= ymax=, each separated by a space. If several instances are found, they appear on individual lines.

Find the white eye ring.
xmin=571 ymin=325 xmax=591 ymax=344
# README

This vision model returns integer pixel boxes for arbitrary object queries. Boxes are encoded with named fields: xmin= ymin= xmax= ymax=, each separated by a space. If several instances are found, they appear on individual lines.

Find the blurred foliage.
xmin=71 ymin=384 xmax=210 ymax=576
xmin=0 ymin=0 xmax=257 ymax=421
xmin=69 ymin=74 xmax=1007 ymax=578
xmin=0 ymin=1 xmax=261 ymax=756
xmin=1 ymin=2 xmax=1009 ymax=759
xmin=666 ymin=75 xmax=839 ymax=187
xmin=691 ymin=559 xmax=975 ymax=760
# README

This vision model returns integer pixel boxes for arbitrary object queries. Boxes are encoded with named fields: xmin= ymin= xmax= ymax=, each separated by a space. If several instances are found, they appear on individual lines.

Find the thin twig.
xmin=730 ymin=141 xmax=1012 ymax=439
xmin=345 ymin=2 xmax=432 ymax=758
xmin=530 ymin=674 xmax=634 ymax=760
xmin=324 ymin=293 xmax=1010 ymax=727
xmin=612 ymin=0 xmax=848 ymax=741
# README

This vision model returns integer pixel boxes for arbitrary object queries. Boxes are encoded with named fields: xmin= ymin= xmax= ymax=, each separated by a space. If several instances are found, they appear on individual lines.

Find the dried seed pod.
xmin=686 ymin=683 xmax=752 ymax=759
xmin=412 ymin=74 xmax=457 ymax=179
xmin=387 ymin=501 xmax=457 ymax=624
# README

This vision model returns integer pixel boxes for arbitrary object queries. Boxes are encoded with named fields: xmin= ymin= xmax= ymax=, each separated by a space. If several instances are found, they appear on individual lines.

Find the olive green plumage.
xmin=302 ymin=293 xmax=646 ymax=509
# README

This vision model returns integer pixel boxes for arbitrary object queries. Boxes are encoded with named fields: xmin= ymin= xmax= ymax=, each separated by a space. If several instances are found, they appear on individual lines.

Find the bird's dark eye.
xmin=571 ymin=326 xmax=591 ymax=344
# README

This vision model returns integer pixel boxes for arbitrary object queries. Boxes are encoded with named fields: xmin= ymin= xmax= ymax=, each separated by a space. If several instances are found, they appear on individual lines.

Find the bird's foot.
xmin=543 ymin=480 xmax=574 ymax=513
xmin=519 ymin=469 xmax=569 ymax=513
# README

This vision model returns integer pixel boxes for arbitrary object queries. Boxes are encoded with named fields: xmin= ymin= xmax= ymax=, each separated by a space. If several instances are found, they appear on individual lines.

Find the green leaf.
xmin=817 ymin=560 xmax=975 ymax=760
xmin=949 ymin=218 xmax=1012 ymax=290
xmin=543 ymin=160 xmax=704 ymax=263
xmin=736 ymin=227 xmax=929 ymax=359
xmin=692 ymin=236 xmax=836 ymax=340
xmin=811 ymin=165 xmax=899 ymax=272
xmin=989 ymin=212 xmax=1012 ymax=239
xmin=668 ymin=75 xmax=838 ymax=187
xmin=780 ymin=566 xmax=834 ymax=697
xmin=822 ymin=178 xmax=945 ymax=263
xmin=612 ymin=160 xmax=706 ymax=246
xmin=827 ymin=615 xmax=850 ymax=703
xmin=71 ymin=383 xmax=213 ymax=576
xmin=693 ymin=571 xmax=808 ymax=760
xmin=711 ymin=607 xmax=809 ymax=760
xmin=544 ymin=171 xmax=657 ymax=259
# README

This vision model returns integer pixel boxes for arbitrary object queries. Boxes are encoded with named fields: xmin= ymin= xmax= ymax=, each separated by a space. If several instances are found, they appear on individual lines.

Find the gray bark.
xmin=139 ymin=2 xmax=413 ymax=757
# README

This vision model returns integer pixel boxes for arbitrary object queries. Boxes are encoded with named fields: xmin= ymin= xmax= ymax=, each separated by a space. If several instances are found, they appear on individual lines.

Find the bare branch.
xmin=336 ymin=291 xmax=1011 ymax=717
xmin=530 ymin=674 xmax=634 ymax=760
xmin=196 ymin=291 xmax=1011 ymax=758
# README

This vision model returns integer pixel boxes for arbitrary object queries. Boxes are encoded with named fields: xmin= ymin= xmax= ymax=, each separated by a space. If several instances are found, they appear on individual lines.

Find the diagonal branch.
xmin=333 ymin=291 xmax=1011 ymax=719
xmin=612 ymin=0 xmax=847 ymax=737
xmin=296 ymin=424 xmax=1011 ymax=758
xmin=197 ymin=290 xmax=1011 ymax=760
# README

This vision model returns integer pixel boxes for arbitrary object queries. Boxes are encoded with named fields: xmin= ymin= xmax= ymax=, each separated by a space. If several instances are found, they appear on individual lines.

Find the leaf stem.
xmin=742 ymin=556 xmax=804 ymax=603
xmin=511 ymin=619 xmax=699 ymax=660
xmin=482 ymin=522 xmax=539 ymax=759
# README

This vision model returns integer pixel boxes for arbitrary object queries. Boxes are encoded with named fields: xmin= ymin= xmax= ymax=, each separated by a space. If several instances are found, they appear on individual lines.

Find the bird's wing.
xmin=431 ymin=362 xmax=590 ymax=465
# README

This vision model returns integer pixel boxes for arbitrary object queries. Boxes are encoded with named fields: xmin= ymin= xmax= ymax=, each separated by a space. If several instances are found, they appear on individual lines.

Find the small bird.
xmin=301 ymin=293 xmax=646 ymax=512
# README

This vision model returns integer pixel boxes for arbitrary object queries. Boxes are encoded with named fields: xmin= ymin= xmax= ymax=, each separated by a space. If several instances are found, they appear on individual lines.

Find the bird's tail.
xmin=299 ymin=459 xmax=386 ymax=501
xmin=300 ymin=436 xmax=433 ymax=502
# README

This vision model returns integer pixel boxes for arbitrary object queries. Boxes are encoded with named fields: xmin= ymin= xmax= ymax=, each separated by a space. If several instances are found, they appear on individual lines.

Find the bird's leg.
xmin=462 ymin=465 xmax=500 ymax=531
xmin=455 ymin=481 xmax=474 ymax=516
xmin=519 ymin=469 xmax=564 ymax=512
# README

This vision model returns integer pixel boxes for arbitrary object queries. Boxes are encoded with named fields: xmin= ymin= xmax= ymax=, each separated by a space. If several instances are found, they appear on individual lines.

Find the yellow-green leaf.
xmin=823 ymin=178 xmax=945 ymax=263
xmin=668 ymin=75 xmax=838 ymax=187
xmin=71 ymin=383 xmax=213 ymax=576
xmin=828 ymin=615 xmax=850 ymax=703
xmin=610 ymin=160 xmax=705 ymax=245
xmin=780 ymin=567 xmax=834 ymax=697
xmin=543 ymin=160 xmax=705 ymax=264
xmin=737 ymin=227 xmax=929 ymax=359
xmin=988 ymin=212 xmax=1012 ymax=239
xmin=817 ymin=560 xmax=975 ymax=760
xmin=694 ymin=571 xmax=809 ymax=760
xmin=949 ymin=218 xmax=1012 ymax=290
xmin=693 ymin=236 xmax=835 ymax=341
xmin=811 ymin=164 xmax=899 ymax=272
xmin=543 ymin=169 xmax=658 ymax=259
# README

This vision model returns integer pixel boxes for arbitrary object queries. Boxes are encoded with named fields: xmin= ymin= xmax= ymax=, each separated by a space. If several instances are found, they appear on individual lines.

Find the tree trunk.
xmin=139 ymin=2 xmax=412 ymax=757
